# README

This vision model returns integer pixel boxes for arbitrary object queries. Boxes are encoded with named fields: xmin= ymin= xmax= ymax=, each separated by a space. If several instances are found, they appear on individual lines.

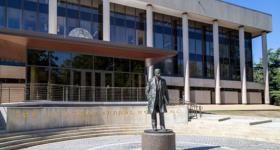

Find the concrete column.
xmin=239 ymin=26 xmax=247 ymax=104
xmin=48 ymin=0 xmax=57 ymax=34
xmin=213 ymin=20 xmax=221 ymax=104
xmin=145 ymin=58 xmax=153 ymax=81
xmin=262 ymin=32 xmax=270 ymax=104
xmin=182 ymin=13 xmax=190 ymax=103
xmin=146 ymin=4 xmax=154 ymax=81
xmin=146 ymin=4 xmax=153 ymax=47
xmin=103 ymin=0 xmax=110 ymax=41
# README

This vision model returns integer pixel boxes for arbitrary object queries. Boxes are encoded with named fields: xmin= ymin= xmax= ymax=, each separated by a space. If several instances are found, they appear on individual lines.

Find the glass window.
xmin=80 ymin=5 xmax=92 ymax=34
xmin=0 ymin=0 xmax=5 ymax=28
xmin=66 ymin=3 xmax=79 ymax=34
xmin=23 ymin=0 xmax=37 ymax=31
xmin=219 ymin=27 xmax=240 ymax=80
xmin=114 ymin=73 xmax=131 ymax=87
xmin=49 ymin=51 xmax=72 ymax=68
xmin=57 ymin=0 xmax=66 ymax=35
xmin=110 ymin=3 xmax=145 ymax=46
xmin=114 ymin=58 xmax=130 ymax=72
xmin=7 ymin=0 xmax=22 ymax=29
xmin=131 ymin=60 xmax=144 ymax=73
xmin=57 ymin=0 xmax=102 ymax=39
xmin=188 ymin=20 xmax=213 ymax=79
xmin=153 ymin=13 xmax=183 ymax=76
xmin=28 ymin=49 xmax=49 ymax=66
xmin=50 ymin=68 xmax=70 ymax=85
xmin=72 ymin=54 xmax=93 ymax=69
xmin=27 ymin=66 xmax=49 ymax=83
xmin=38 ymin=0 xmax=49 ymax=32
xmin=245 ymin=32 xmax=253 ymax=81
xmin=94 ymin=56 xmax=113 ymax=71
xmin=136 ymin=9 xmax=145 ymax=46
xmin=4 ymin=0 xmax=49 ymax=32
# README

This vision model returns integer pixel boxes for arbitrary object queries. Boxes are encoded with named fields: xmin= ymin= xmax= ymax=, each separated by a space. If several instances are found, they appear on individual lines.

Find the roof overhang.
xmin=0 ymin=29 xmax=177 ymax=64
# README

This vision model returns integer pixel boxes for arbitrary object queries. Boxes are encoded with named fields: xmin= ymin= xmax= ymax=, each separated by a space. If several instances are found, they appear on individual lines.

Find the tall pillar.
xmin=146 ymin=4 xmax=154 ymax=81
xmin=145 ymin=58 xmax=153 ymax=81
xmin=239 ymin=26 xmax=247 ymax=104
xmin=213 ymin=20 xmax=221 ymax=104
xmin=48 ymin=0 xmax=57 ymax=34
xmin=103 ymin=0 xmax=110 ymax=41
xmin=146 ymin=4 xmax=153 ymax=47
xmin=182 ymin=13 xmax=190 ymax=103
xmin=262 ymin=32 xmax=270 ymax=104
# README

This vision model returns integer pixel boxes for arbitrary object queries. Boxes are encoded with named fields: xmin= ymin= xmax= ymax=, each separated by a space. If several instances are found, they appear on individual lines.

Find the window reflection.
xmin=27 ymin=66 xmax=49 ymax=83
xmin=114 ymin=73 xmax=131 ymax=87
xmin=57 ymin=0 xmax=102 ymax=40
xmin=72 ymin=54 xmax=93 ymax=69
xmin=114 ymin=58 xmax=130 ymax=72
xmin=50 ymin=68 xmax=70 ymax=85
xmin=94 ymin=56 xmax=113 ymax=71
xmin=110 ymin=3 xmax=146 ymax=46
xmin=0 ymin=0 xmax=5 ymax=28
xmin=153 ymin=12 xmax=183 ymax=76
xmin=23 ymin=0 xmax=37 ymax=31
xmin=131 ymin=60 xmax=145 ymax=73
xmin=188 ymin=20 xmax=214 ymax=79
xmin=39 ymin=0 xmax=49 ymax=32
xmin=2 ymin=0 xmax=48 ymax=32
xmin=7 ymin=0 xmax=21 ymax=29
xmin=28 ymin=49 xmax=49 ymax=66
xmin=27 ymin=49 xmax=145 ymax=89
xmin=219 ymin=27 xmax=240 ymax=80
xmin=245 ymin=33 xmax=253 ymax=81
xmin=49 ymin=51 xmax=72 ymax=68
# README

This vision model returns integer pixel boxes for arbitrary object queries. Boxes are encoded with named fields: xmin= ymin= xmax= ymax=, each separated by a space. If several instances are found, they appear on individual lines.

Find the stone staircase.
xmin=0 ymin=124 xmax=147 ymax=150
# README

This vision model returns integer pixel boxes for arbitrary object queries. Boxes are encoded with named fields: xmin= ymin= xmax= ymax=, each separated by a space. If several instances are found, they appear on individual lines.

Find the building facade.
xmin=0 ymin=0 xmax=272 ymax=104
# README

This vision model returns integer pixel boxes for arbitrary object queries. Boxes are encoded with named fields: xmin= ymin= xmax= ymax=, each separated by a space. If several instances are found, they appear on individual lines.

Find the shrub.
xmin=271 ymin=91 xmax=280 ymax=106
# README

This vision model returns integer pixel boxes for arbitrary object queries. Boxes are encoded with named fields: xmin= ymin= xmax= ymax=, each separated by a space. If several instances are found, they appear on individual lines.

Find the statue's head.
xmin=154 ymin=68 xmax=161 ymax=77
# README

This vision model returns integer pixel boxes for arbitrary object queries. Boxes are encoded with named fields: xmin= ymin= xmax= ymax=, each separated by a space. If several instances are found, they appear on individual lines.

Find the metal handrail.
xmin=186 ymin=102 xmax=203 ymax=119
xmin=0 ymin=84 xmax=147 ymax=103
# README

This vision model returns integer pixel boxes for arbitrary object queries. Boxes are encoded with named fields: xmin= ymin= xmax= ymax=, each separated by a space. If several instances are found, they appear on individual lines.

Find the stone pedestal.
xmin=142 ymin=129 xmax=175 ymax=150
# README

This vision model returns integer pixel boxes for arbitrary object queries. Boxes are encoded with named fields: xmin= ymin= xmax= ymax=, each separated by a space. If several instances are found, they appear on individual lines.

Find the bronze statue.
xmin=145 ymin=68 xmax=169 ymax=131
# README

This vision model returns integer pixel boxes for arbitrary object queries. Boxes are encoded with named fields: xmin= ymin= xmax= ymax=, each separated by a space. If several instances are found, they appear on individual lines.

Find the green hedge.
xmin=271 ymin=91 xmax=280 ymax=106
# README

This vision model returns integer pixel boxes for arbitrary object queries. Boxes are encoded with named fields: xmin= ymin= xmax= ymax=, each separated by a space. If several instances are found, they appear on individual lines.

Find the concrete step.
xmin=0 ymin=124 xmax=145 ymax=141
xmin=0 ymin=124 xmax=132 ymax=138
xmin=0 ymin=125 xmax=145 ymax=150
xmin=0 ymin=130 xmax=143 ymax=150
xmin=0 ymin=128 xmax=144 ymax=147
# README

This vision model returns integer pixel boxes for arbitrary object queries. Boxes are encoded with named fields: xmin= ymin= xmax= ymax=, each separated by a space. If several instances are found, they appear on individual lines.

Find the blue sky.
xmin=224 ymin=0 xmax=279 ymax=63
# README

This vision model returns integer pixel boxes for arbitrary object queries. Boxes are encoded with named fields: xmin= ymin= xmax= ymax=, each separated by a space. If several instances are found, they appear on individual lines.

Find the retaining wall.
xmin=6 ymin=105 xmax=188 ymax=132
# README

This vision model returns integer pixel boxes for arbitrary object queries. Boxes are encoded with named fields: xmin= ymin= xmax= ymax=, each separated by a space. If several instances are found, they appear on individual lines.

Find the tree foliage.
xmin=254 ymin=48 xmax=280 ymax=105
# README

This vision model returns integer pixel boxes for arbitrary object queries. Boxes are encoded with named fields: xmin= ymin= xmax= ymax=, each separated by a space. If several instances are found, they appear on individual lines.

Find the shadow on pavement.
xmin=184 ymin=146 xmax=221 ymax=150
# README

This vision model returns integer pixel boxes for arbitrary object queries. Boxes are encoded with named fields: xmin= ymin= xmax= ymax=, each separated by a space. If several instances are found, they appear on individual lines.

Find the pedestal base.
xmin=142 ymin=129 xmax=176 ymax=150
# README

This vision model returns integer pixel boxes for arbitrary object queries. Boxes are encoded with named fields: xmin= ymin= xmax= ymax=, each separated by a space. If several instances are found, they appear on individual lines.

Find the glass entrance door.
xmin=71 ymin=70 xmax=93 ymax=101
xmin=94 ymin=71 xmax=113 ymax=101
xmin=72 ymin=70 xmax=81 ymax=101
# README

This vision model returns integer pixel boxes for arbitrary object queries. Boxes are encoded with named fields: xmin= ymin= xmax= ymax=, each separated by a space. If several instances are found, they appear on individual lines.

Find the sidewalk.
xmin=181 ymin=114 xmax=280 ymax=144
xmin=201 ymin=104 xmax=280 ymax=111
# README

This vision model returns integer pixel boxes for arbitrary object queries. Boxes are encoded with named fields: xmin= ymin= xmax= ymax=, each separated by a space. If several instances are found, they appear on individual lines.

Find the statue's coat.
xmin=145 ymin=76 xmax=169 ymax=114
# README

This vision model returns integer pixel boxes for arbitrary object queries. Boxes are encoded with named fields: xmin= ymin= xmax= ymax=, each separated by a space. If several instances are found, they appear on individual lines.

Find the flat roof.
xmin=0 ymin=29 xmax=177 ymax=64
xmin=217 ymin=0 xmax=272 ymax=16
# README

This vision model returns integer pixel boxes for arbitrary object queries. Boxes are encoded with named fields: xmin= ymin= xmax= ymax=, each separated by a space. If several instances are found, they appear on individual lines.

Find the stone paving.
xmin=23 ymin=135 xmax=280 ymax=150
xmin=201 ymin=105 xmax=280 ymax=111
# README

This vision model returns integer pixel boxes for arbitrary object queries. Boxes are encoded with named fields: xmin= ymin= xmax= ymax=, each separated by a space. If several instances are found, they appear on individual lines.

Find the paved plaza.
xmin=24 ymin=135 xmax=280 ymax=150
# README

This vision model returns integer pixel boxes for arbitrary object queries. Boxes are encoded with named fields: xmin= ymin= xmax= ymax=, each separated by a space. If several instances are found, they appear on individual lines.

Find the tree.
xmin=254 ymin=48 xmax=280 ymax=105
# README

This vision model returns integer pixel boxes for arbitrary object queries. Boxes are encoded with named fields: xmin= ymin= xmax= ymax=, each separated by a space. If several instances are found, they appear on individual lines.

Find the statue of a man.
xmin=145 ymin=68 xmax=169 ymax=131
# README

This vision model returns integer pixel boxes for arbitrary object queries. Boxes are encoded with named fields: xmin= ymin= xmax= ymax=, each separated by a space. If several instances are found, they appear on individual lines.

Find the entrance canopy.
xmin=0 ymin=29 xmax=177 ymax=63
